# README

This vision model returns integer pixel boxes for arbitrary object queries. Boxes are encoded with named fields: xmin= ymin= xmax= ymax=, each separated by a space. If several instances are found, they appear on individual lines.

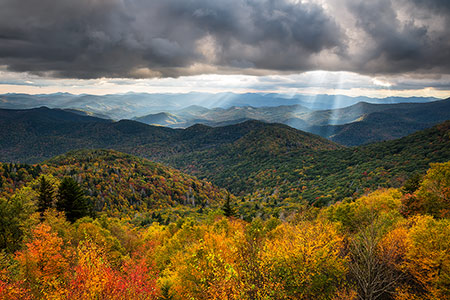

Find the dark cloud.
xmin=411 ymin=0 xmax=450 ymax=13
xmin=0 ymin=0 xmax=448 ymax=79
xmin=347 ymin=0 xmax=450 ymax=74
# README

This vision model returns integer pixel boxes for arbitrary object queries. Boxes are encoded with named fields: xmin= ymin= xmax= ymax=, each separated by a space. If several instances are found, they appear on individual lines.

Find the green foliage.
xmin=401 ymin=160 xmax=450 ymax=218
xmin=325 ymin=189 xmax=403 ymax=233
xmin=56 ymin=177 xmax=90 ymax=222
xmin=1 ymin=118 xmax=450 ymax=299
xmin=37 ymin=176 xmax=54 ymax=216
xmin=0 ymin=160 xmax=449 ymax=299
xmin=167 ymin=121 xmax=450 ymax=206
xmin=222 ymin=193 xmax=236 ymax=217
xmin=401 ymin=173 xmax=423 ymax=194
xmin=0 ymin=187 xmax=37 ymax=252
xmin=0 ymin=163 xmax=41 ymax=198
xmin=2 ymin=107 xmax=450 ymax=210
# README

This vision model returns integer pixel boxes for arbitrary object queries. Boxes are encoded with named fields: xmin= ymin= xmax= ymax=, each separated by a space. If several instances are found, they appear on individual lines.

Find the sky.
xmin=0 ymin=0 xmax=449 ymax=97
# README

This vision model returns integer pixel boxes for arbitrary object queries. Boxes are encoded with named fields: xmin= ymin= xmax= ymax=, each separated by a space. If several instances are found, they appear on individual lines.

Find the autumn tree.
xmin=67 ymin=240 xmax=159 ymax=299
xmin=259 ymin=221 xmax=348 ymax=299
xmin=401 ymin=161 xmax=450 ymax=218
xmin=15 ymin=223 xmax=70 ymax=299
xmin=0 ymin=277 xmax=32 ymax=300
xmin=325 ymin=188 xmax=403 ymax=233
xmin=401 ymin=173 xmax=422 ymax=194
xmin=0 ymin=187 xmax=37 ymax=252
xmin=402 ymin=216 xmax=450 ymax=299
xmin=348 ymin=218 xmax=405 ymax=300
xmin=168 ymin=220 xmax=243 ymax=300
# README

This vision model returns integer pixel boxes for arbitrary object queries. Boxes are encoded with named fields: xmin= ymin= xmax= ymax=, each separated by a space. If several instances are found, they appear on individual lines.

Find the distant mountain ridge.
xmin=134 ymin=112 xmax=183 ymax=126
xmin=0 ymin=107 xmax=339 ymax=163
xmin=308 ymin=98 xmax=450 ymax=145
xmin=0 ymin=106 xmax=112 ymax=123
xmin=133 ymin=98 xmax=450 ymax=145
xmin=0 ymin=92 xmax=439 ymax=120
xmin=135 ymin=104 xmax=311 ymax=128
xmin=1 ymin=106 xmax=450 ymax=205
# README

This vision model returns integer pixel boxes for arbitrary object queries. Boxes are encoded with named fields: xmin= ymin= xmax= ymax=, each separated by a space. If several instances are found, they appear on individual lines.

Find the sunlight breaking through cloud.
xmin=0 ymin=70 xmax=449 ymax=98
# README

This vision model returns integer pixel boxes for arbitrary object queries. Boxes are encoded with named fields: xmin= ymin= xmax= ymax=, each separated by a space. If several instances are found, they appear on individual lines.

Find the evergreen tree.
xmin=222 ymin=193 xmax=235 ymax=218
xmin=402 ymin=173 xmax=423 ymax=194
xmin=37 ymin=176 xmax=54 ymax=216
xmin=56 ymin=177 xmax=89 ymax=222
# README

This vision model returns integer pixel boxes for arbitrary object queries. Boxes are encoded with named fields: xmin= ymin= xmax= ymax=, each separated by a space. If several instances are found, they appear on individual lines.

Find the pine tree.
xmin=222 ymin=193 xmax=235 ymax=218
xmin=56 ymin=177 xmax=89 ymax=222
xmin=37 ymin=176 xmax=54 ymax=216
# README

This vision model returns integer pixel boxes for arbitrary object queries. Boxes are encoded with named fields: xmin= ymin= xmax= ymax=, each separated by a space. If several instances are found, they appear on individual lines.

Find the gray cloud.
xmin=346 ymin=0 xmax=450 ymax=74
xmin=410 ymin=0 xmax=450 ymax=13
xmin=0 ymin=0 xmax=448 ymax=79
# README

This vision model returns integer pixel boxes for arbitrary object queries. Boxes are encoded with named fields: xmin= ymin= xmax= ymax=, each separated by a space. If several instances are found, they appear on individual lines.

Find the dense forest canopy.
xmin=0 ymin=118 xmax=449 ymax=300
xmin=1 ymin=156 xmax=450 ymax=299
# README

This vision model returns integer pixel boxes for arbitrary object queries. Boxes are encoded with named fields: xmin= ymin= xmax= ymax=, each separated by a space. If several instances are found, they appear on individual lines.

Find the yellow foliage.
xmin=403 ymin=215 xmax=450 ymax=299
xmin=259 ymin=221 xmax=348 ymax=299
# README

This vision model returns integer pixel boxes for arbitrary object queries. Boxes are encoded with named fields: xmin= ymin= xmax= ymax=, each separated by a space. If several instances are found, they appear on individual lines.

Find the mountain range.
xmin=2 ymin=92 xmax=447 ymax=146
xmin=134 ymin=98 xmax=450 ymax=145
xmin=1 ymin=106 xmax=449 ymax=205
xmin=0 ymin=92 xmax=439 ymax=120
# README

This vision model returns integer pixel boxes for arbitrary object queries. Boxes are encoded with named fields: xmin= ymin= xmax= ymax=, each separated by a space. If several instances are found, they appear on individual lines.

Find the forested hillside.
xmin=166 ymin=121 xmax=450 ymax=206
xmin=0 ymin=108 xmax=339 ymax=163
xmin=1 ymin=116 xmax=449 ymax=300
xmin=2 ymin=100 xmax=449 ymax=165
xmin=1 ymin=158 xmax=449 ymax=300
xmin=310 ymin=98 xmax=450 ymax=145
xmin=1 ymin=149 xmax=227 ymax=221
xmin=1 ymin=0 xmax=449 ymax=297
xmin=133 ymin=98 xmax=450 ymax=145
xmin=1 ymin=106 xmax=450 ymax=207
xmin=0 ymin=107 xmax=176 ymax=162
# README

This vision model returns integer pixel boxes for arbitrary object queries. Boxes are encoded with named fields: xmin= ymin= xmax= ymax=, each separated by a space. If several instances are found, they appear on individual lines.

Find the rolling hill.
xmin=1 ymin=149 xmax=228 ymax=219
xmin=0 ymin=106 xmax=112 ymax=123
xmin=135 ymin=104 xmax=311 ymax=128
xmin=134 ymin=100 xmax=450 ymax=128
xmin=43 ymin=149 xmax=227 ymax=216
xmin=133 ymin=98 xmax=450 ymax=146
xmin=0 ymin=107 xmax=178 ymax=162
xmin=0 ymin=107 xmax=340 ymax=163
xmin=134 ymin=112 xmax=184 ymax=126
xmin=310 ymin=98 xmax=450 ymax=145
xmin=1 ymin=107 xmax=450 ymax=206
xmin=163 ymin=121 xmax=450 ymax=205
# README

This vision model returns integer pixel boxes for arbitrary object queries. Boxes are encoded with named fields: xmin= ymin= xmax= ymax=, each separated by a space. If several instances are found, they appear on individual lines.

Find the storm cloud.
xmin=0 ymin=0 xmax=449 ymax=79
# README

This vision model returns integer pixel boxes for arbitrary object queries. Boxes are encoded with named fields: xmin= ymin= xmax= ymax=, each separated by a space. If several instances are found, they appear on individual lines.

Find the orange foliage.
xmin=15 ymin=223 xmax=70 ymax=299
xmin=66 ymin=240 xmax=159 ymax=300
xmin=0 ymin=276 xmax=32 ymax=300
